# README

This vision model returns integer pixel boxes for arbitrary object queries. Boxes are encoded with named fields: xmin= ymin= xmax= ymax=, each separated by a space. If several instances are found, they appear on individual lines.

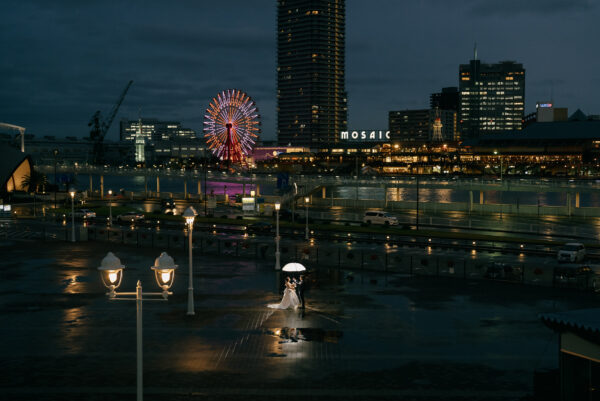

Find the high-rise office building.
xmin=459 ymin=60 xmax=525 ymax=139
xmin=120 ymin=118 xmax=196 ymax=143
xmin=277 ymin=0 xmax=347 ymax=148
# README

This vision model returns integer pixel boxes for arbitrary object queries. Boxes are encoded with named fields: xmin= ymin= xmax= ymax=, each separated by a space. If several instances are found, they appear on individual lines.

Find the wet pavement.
xmin=1 ymin=239 xmax=598 ymax=400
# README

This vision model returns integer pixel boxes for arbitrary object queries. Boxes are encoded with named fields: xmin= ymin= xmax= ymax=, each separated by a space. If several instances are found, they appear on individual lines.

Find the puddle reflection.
xmin=267 ymin=327 xmax=343 ymax=343
xmin=59 ymin=307 xmax=89 ymax=354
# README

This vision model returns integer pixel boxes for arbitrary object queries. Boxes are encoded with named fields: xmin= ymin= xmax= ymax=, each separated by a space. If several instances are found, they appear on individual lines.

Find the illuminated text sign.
xmin=340 ymin=130 xmax=390 ymax=142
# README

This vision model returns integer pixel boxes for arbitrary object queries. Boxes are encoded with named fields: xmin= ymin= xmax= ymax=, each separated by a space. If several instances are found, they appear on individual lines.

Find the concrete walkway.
xmin=1 ymin=239 xmax=598 ymax=399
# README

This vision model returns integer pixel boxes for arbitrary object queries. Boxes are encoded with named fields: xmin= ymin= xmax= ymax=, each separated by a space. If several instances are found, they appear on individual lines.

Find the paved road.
xmin=1 ymin=239 xmax=599 ymax=399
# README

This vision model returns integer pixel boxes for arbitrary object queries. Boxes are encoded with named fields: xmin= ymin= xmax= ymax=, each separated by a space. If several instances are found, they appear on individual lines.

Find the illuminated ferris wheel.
xmin=203 ymin=89 xmax=260 ymax=165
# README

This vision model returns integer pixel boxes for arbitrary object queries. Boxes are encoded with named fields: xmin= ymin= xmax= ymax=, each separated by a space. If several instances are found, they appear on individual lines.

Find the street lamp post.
xmin=416 ymin=177 xmax=419 ymax=230
xmin=304 ymin=196 xmax=309 ymax=240
xmin=108 ymin=189 xmax=113 ymax=226
xmin=275 ymin=202 xmax=281 ymax=270
xmin=53 ymin=149 xmax=59 ymax=209
xmin=494 ymin=150 xmax=503 ymax=181
xmin=98 ymin=251 xmax=177 ymax=401
xmin=183 ymin=206 xmax=198 ymax=315
xmin=69 ymin=188 xmax=76 ymax=242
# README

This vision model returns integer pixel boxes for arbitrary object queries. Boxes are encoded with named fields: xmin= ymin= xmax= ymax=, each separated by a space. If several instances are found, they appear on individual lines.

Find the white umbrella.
xmin=282 ymin=262 xmax=306 ymax=272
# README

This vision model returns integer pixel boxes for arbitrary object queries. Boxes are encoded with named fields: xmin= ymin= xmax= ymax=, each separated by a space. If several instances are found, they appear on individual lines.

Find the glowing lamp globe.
xmin=182 ymin=206 xmax=197 ymax=227
xmin=275 ymin=202 xmax=281 ymax=211
xmin=151 ymin=252 xmax=178 ymax=294
xmin=98 ymin=252 xmax=125 ymax=297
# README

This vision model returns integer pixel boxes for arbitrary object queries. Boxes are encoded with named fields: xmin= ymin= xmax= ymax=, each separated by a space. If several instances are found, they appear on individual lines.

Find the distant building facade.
xmin=153 ymin=140 xmax=208 ymax=160
xmin=120 ymin=118 xmax=196 ymax=143
xmin=277 ymin=0 xmax=347 ymax=148
xmin=459 ymin=60 xmax=525 ymax=139
xmin=536 ymin=101 xmax=568 ymax=122
xmin=389 ymin=109 xmax=430 ymax=142
xmin=389 ymin=109 xmax=456 ymax=143
xmin=430 ymin=87 xmax=459 ymax=111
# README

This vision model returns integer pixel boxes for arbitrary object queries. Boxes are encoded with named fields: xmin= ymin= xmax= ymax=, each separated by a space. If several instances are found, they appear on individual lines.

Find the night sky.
xmin=1 ymin=0 xmax=598 ymax=141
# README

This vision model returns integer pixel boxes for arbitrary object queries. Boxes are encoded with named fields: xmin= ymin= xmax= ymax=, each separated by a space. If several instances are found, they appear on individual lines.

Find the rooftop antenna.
xmin=474 ymin=42 xmax=478 ymax=61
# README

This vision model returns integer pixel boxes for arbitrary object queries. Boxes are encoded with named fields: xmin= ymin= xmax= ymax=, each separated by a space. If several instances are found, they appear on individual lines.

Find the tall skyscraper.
xmin=277 ymin=0 xmax=347 ymax=148
xmin=459 ymin=59 xmax=525 ymax=139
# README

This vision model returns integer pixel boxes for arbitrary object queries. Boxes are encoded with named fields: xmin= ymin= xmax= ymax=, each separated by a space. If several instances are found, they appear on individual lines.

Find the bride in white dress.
xmin=268 ymin=277 xmax=300 ymax=309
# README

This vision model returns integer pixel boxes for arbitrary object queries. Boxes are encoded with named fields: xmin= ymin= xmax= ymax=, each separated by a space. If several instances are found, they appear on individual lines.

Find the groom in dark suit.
xmin=295 ymin=275 xmax=305 ymax=309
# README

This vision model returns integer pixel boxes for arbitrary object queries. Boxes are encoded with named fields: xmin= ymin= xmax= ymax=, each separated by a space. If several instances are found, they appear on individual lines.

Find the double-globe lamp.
xmin=97 ymin=251 xmax=177 ymax=299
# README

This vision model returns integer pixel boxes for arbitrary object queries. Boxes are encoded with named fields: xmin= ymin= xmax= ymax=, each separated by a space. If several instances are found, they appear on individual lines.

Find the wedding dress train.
xmin=268 ymin=287 xmax=300 ymax=309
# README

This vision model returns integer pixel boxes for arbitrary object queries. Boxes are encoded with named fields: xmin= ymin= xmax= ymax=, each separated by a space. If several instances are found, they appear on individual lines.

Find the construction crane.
xmin=89 ymin=80 xmax=133 ymax=164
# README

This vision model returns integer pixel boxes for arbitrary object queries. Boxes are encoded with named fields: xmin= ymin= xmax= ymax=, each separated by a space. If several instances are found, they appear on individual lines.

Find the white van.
xmin=363 ymin=211 xmax=398 ymax=226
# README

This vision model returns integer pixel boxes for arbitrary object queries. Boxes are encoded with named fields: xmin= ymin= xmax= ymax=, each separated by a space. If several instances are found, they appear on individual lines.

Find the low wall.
xmin=311 ymin=198 xmax=600 ymax=217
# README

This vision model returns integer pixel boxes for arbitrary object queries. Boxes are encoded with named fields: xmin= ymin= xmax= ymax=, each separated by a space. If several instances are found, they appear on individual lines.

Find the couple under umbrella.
xmin=268 ymin=263 xmax=306 ymax=310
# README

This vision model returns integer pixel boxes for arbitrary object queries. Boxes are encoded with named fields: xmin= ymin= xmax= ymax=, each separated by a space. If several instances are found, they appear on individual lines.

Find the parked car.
xmin=554 ymin=264 xmax=596 ymax=289
xmin=557 ymin=243 xmax=586 ymax=263
xmin=70 ymin=209 xmax=96 ymax=219
xmin=247 ymin=221 xmax=273 ymax=234
xmin=363 ymin=211 xmax=398 ymax=226
xmin=484 ymin=262 xmax=522 ymax=281
xmin=116 ymin=211 xmax=145 ymax=223
xmin=161 ymin=199 xmax=178 ymax=215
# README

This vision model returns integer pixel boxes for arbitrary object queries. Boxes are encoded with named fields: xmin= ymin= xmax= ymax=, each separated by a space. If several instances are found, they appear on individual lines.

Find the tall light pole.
xmin=304 ymin=196 xmax=310 ymax=240
xmin=108 ymin=189 xmax=113 ymax=226
xmin=494 ymin=150 xmax=502 ymax=181
xmin=203 ymin=158 xmax=208 ymax=217
xmin=275 ymin=202 xmax=281 ymax=270
xmin=416 ymin=177 xmax=419 ymax=230
xmin=53 ymin=149 xmax=59 ymax=209
xmin=69 ymin=188 xmax=76 ymax=242
xmin=183 ymin=206 xmax=198 ymax=315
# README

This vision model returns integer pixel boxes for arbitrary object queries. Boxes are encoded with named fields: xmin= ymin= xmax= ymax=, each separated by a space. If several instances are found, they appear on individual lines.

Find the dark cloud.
xmin=466 ymin=0 xmax=596 ymax=16
xmin=1 ymin=0 xmax=599 ymax=140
